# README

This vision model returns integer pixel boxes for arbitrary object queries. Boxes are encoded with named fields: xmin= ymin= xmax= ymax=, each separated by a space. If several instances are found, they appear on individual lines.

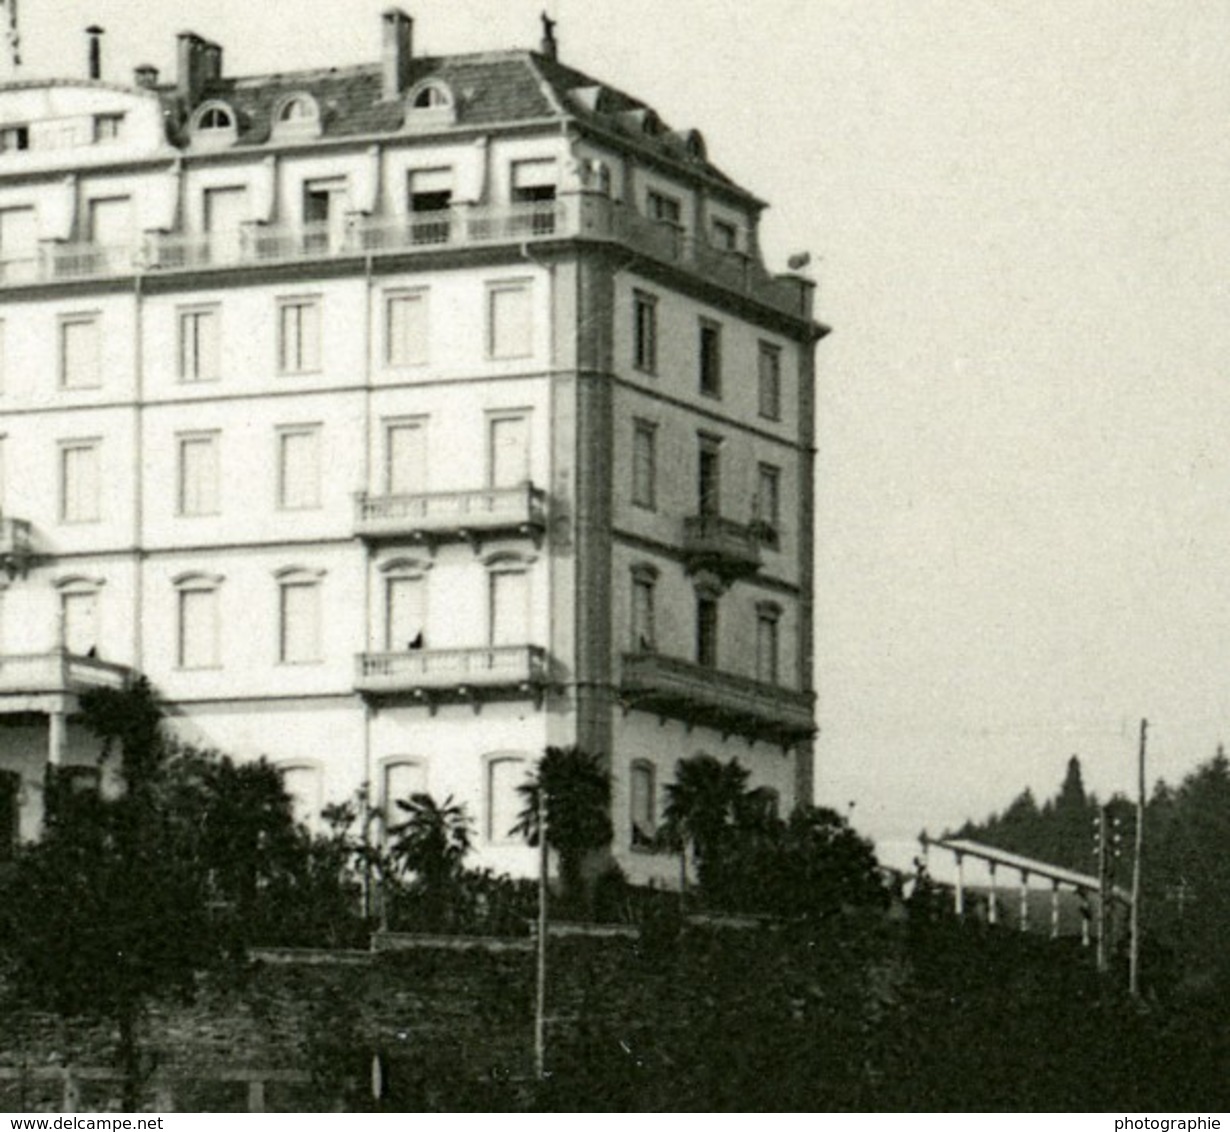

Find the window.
xmin=699 ymin=319 xmax=722 ymax=398
xmin=0 ymin=319 xmax=6 ymax=395
xmin=302 ymin=179 xmax=346 ymax=252
xmin=60 ymin=588 xmax=99 ymax=656
xmin=630 ymin=566 xmax=656 ymax=652
xmin=192 ymin=103 xmax=237 ymax=148
xmin=756 ymin=464 xmax=781 ymax=548
xmin=385 ymin=575 xmax=426 ymax=651
xmin=177 ymin=432 xmax=220 ymax=516
xmin=178 ymin=306 xmax=220 ymax=383
xmin=385 ymin=420 xmax=428 ymax=494
xmin=633 ymin=291 xmax=657 ymax=374
xmin=60 ymin=441 xmax=100 ymax=523
xmin=698 ymin=436 xmax=721 ymax=518
xmin=712 ymin=218 xmax=738 ymax=251
xmin=647 ymin=189 xmax=682 ymax=226
xmin=489 ymin=569 xmax=530 ymax=646
xmin=89 ymin=196 xmax=132 ymax=248
xmin=486 ymin=755 xmax=527 ymax=842
xmin=697 ymin=596 xmax=719 ymax=669
xmin=382 ymin=760 xmax=427 ymax=828
xmin=196 ymin=105 xmax=233 ymax=130
xmin=279 ymin=575 xmax=322 ymax=664
xmin=386 ymin=291 xmax=429 ymax=367
xmin=176 ymin=578 xmax=220 ymax=669
xmin=487 ymin=282 xmax=533 ymax=359
xmin=0 ymin=769 xmax=18 ymax=862
xmin=278 ymin=298 xmax=321 ymax=374
xmin=510 ymin=159 xmax=558 ymax=234
xmin=408 ymin=168 xmax=452 ymax=243
xmin=277 ymin=427 xmax=321 ymax=510
xmin=203 ymin=186 xmax=246 ymax=262
xmin=93 ymin=114 xmax=124 ymax=142
xmin=630 ymin=761 xmax=656 ymax=847
xmin=488 ymin=414 xmax=530 ymax=488
xmin=758 ymin=342 xmax=782 ymax=421
xmin=0 ymin=125 xmax=29 ymax=153
xmin=412 ymin=84 xmax=451 ymax=109
xmin=278 ymin=95 xmax=317 ymax=124
xmin=0 ymin=207 xmax=37 ymax=271
xmin=60 ymin=316 xmax=100 ymax=389
xmin=632 ymin=420 xmax=656 ymax=510
xmin=756 ymin=604 xmax=781 ymax=685
xmin=281 ymin=764 xmax=322 ymax=828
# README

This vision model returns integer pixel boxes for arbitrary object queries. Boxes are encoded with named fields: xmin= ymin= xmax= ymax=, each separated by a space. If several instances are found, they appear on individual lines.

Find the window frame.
xmin=756 ymin=462 xmax=782 ymax=549
xmin=59 ymin=313 xmax=101 ymax=391
xmin=277 ymin=296 xmax=322 ymax=376
xmin=755 ymin=601 xmax=782 ymax=686
xmin=699 ymin=318 xmax=722 ymax=399
xmin=630 ymin=563 xmax=658 ymax=652
xmin=384 ymin=288 xmax=430 ymax=368
xmin=276 ymin=425 xmax=323 ymax=512
xmin=485 ymin=753 xmax=529 ymax=844
xmin=178 ymin=304 xmax=221 ymax=384
xmin=486 ymin=280 xmax=534 ymax=361
xmin=758 ymin=341 xmax=783 ymax=421
xmin=630 ymin=759 xmax=657 ymax=850
xmin=633 ymin=290 xmax=658 ymax=375
xmin=696 ymin=594 xmax=719 ymax=669
xmin=176 ymin=430 xmax=221 ymax=517
xmin=275 ymin=568 xmax=325 ymax=666
xmin=58 ymin=438 xmax=101 ymax=524
xmin=631 ymin=419 xmax=657 ymax=511
xmin=174 ymin=573 xmax=223 ymax=670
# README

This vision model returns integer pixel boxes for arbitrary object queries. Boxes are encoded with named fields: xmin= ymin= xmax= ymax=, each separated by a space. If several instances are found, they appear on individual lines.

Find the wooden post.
xmin=954 ymin=852 xmax=965 ymax=918
xmin=1018 ymin=869 xmax=1030 ymax=932
xmin=1050 ymin=881 xmax=1061 ymax=940
xmin=1130 ymin=719 xmax=1146 ymax=997
xmin=1096 ymin=806 xmax=1108 ymax=972
xmin=534 ymin=790 xmax=548 ymax=1079
xmin=247 ymin=1079 xmax=266 ymax=1113
xmin=61 ymin=1068 xmax=79 ymax=1114
xmin=987 ymin=861 xmax=998 ymax=925
xmin=48 ymin=710 xmax=66 ymax=767
xmin=153 ymin=1081 xmax=174 ymax=1112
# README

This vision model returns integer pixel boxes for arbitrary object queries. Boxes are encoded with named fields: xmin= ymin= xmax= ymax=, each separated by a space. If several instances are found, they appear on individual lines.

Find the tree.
xmin=660 ymin=754 xmax=751 ymax=896
xmin=514 ymin=746 xmax=612 ymax=916
xmin=388 ymin=793 xmax=473 ymax=930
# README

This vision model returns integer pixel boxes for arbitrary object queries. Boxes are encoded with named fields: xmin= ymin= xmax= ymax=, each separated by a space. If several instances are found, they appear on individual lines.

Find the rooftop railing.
xmin=0 ymin=196 xmax=811 ymax=317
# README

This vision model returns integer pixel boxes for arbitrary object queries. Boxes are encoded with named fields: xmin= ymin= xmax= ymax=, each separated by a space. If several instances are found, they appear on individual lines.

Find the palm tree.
xmin=661 ymin=754 xmax=751 ymax=897
xmin=513 ymin=746 xmax=613 ymax=917
xmin=388 ymin=793 xmax=473 ymax=930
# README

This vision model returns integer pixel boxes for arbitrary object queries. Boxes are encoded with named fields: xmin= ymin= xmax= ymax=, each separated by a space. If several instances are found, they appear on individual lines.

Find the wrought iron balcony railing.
xmin=681 ymin=513 xmax=761 ymax=580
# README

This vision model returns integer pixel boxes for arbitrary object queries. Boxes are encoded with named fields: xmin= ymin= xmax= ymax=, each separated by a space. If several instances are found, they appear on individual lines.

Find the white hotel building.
xmin=0 ymin=12 xmax=825 ymax=880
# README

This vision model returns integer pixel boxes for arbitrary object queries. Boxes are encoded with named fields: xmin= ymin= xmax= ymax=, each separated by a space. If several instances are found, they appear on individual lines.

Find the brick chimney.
xmin=201 ymin=40 xmax=223 ymax=85
xmin=133 ymin=64 xmax=159 ymax=89
xmin=176 ymin=31 xmax=209 ymax=105
xmin=382 ymin=9 xmax=413 ymax=99
xmin=86 ymin=26 xmax=103 ymax=81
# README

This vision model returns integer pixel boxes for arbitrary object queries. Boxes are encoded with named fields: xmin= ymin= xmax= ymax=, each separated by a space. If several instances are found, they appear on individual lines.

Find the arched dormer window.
xmin=190 ymin=101 xmax=237 ymax=149
xmin=405 ymin=80 xmax=456 ymax=128
xmin=271 ymin=94 xmax=321 ymax=140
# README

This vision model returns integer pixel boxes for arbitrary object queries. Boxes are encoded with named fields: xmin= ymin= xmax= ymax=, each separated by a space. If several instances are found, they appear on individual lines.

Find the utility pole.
xmin=1095 ymin=805 xmax=1108 ymax=973
xmin=534 ymin=790 xmax=548 ymax=1079
xmin=1130 ymin=718 xmax=1146 ymax=997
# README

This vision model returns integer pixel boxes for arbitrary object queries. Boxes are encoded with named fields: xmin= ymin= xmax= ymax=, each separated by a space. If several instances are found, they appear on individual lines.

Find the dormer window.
xmin=272 ymin=94 xmax=321 ymax=139
xmin=190 ymin=102 xmax=237 ymax=148
xmin=405 ymin=81 xmax=456 ymax=127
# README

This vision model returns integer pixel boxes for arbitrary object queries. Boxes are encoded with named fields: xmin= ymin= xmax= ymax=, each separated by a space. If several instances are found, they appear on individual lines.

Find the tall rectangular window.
xmin=632 ymin=420 xmax=656 ymax=510
xmin=383 ymin=760 xmax=427 ymax=828
xmin=61 ymin=591 xmax=98 ymax=655
xmin=630 ymin=761 xmax=656 ymax=847
xmin=698 ymin=437 xmax=721 ymax=518
xmin=386 ymin=290 xmax=429 ymax=367
xmin=631 ymin=573 xmax=655 ymax=651
xmin=386 ymin=576 xmax=426 ymax=651
xmin=385 ymin=420 xmax=428 ymax=495
xmin=279 ymin=580 xmax=321 ymax=664
xmin=489 ymin=571 xmax=529 ymax=646
xmin=204 ymin=186 xmax=247 ymax=263
xmin=303 ymin=178 xmax=348 ymax=253
xmin=177 ymin=433 xmax=220 ymax=516
xmin=487 ymin=282 xmax=533 ymax=359
xmin=699 ymin=319 xmax=722 ymax=398
xmin=89 ymin=196 xmax=132 ymax=247
xmin=178 ymin=586 xmax=219 ymax=668
xmin=179 ymin=307 xmax=220 ymax=383
xmin=758 ymin=342 xmax=782 ymax=421
xmin=278 ymin=427 xmax=321 ymax=510
xmin=756 ymin=608 xmax=780 ymax=685
xmin=489 ymin=414 xmax=530 ymax=488
xmin=0 ymin=207 xmax=37 ymax=277
xmin=487 ymin=756 xmax=526 ymax=843
xmin=756 ymin=463 xmax=781 ymax=548
xmin=278 ymin=298 xmax=321 ymax=374
xmin=60 ymin=441 xmax=100 ymax=523
xmin=697 ymin=597 xmax=719 ymax=669
xmin=633 ymin=291 xmax=657 ymax=374
xmin=711 ymin=218 xmax=738 ymax=251
xmin=647 ymin=190 xmax=682 ymax=226
xmin=408 ymin=168 xmax=452 ymax=244
xmin=60 ymin=316 xmax=100 ymax=389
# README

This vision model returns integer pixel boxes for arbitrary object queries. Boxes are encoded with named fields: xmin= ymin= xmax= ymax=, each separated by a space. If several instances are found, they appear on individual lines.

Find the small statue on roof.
xmin=540 ymin=11 xmax=559 ymax=58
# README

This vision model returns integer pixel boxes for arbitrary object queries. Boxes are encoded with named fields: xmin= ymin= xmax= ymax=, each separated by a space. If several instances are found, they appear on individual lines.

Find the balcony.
xmin=0 ymin=517 xmax=33 ymax=578
xmin=0 ymin=649 xmax=130 ymax=709
xmin=620 ymin=650 xmax=814 ymax=748
xmin=355 ymin=645 xmax=549 ymax=707
xmin=681 ymin=514 xmax=761 ymax=581
xmin=354 ymin=485 xmax=547 ymax=550
xmin=0 ymin=199 xmax=812 ymax=319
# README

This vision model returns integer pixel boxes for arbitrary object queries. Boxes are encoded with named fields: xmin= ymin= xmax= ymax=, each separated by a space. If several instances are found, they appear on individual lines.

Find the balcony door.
xmin=61 ymin=590 xmax=98 ymax=656
xmin=385 ymin=422 xmax=428 ymax=496
xmin=489 ymin=571 xmax=529 ymax=648
xmin=386 ymin=576 xmax=426 ymax=652
xmin=489 ymin=415 xmax=529 ymax=489
xmin=89 ymin=196 xmax=132 ymax=248
xmin=204 ymin=185 xmax=247 ymax=263
xmin=698 ymin=441 xmax=721 ymax=518
xmin=303 ymin=178 xmax=348 ymax=252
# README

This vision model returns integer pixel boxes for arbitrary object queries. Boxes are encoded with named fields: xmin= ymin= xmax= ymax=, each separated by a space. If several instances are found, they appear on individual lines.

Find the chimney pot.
xmin=86 ymin=25 xmax=104 ymax=81
xmin=176 ymin=31 xmax=208 ymax=105
xmin=382 ymin=8 xmax=413 ymax=99
xmin=134 ymin=64 xmax=159 ymax=89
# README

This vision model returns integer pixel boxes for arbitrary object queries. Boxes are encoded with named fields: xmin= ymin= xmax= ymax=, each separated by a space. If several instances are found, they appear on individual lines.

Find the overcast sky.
xmin=16 ymin=0 xmax=1230 ymax=864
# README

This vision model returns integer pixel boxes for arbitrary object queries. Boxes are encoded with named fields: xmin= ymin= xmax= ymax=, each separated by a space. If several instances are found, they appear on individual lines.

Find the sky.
xmin=14 ymin=0 xmax=1230 ymax=866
